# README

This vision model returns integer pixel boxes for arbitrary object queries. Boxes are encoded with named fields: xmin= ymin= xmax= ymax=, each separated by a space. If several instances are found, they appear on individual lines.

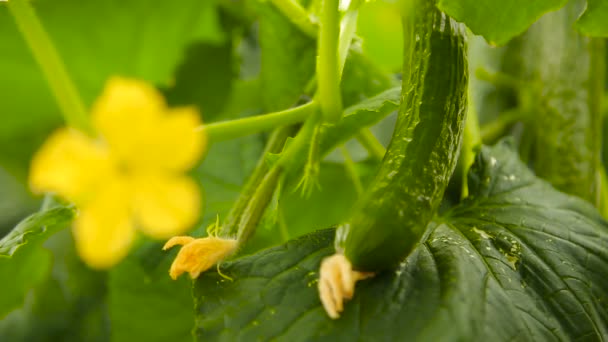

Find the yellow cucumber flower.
xmin=29 ymin=77 xmax=206 ymax=269
xmin=163 ymin=235 xmax=237 ymax=280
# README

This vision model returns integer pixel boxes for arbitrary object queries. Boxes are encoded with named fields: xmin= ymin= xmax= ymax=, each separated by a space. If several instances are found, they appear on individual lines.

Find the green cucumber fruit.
xmin=514 ymin=0 xmax=603 ymax=205
xmin=335 ymin=0 xmax=468 ymax=271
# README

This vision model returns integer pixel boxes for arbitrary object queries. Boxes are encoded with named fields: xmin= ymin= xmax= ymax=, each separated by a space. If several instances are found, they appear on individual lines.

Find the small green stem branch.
xmin=296 ymin=122 xmax=322 ymax=197
xmin=461 ymin=96 xmax=482 ymax=199
xmin=317 ymin=0 xmax=343 ymax=123
xmin=220 ymin=126 xmax=295 ymax=238
xmin=231 ymin=110 xmax=322 ymax=246
xmin=277 ymin=110 xmax=322 ymax=170
xmin=201 ymin=102 xmax=318 ymax=142
xmin=356 ymin=130 xmax=385 ymax=161
xmin=480 ymin=109 xmax=527 ymax=143
xmin=270 ymin=0 xmax=318 ymax=38
xmin=338 ymin=0 xmax=362 ymax=76
xmin=476 ymin=67 xmax=523 ymax=90
xmin=340 ymin=146 xmax=363 ymax=195
xmin=599 ymin=167 xmax=608 ymax=218
xmin=589 ymin=38 xmax=605 ymax=208
xmin=8 ymin=0 xmax=92 ymax=134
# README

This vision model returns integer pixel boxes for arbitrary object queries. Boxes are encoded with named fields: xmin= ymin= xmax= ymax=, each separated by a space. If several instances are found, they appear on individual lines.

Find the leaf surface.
xmin=193 ymin=141 xmax=608 ymax=341
xmin=436 ymin=0 xmax=567 ymax=45
xmin=0 ymin=206 xmax=74 ymax=318
xmin=575 ymin=0 xmax=608 ymax=36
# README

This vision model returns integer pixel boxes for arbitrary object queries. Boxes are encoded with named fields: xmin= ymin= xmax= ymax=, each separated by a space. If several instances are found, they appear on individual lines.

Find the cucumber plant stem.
xmin=589 ymin=38 xmax=605 ymax=208
xmin=461 ymin=95 xmax=482 ymax=199
xmin=356 ymin=130 xmax=385 ymax=161
xmin=317 ymin=0 xmax=343 ymax=123
xmin=232 ymin=111 xmax=321 ymax=247
xmin=270 ymin=0 xmax=317 ymax=38
xmin=220 ymin=125 xmax=296 ymax=238
xmin=338 ymin=0 xmax=362 ymax=76
xmin=480 ymin=109 xmax=527 ymax=143
xmin=8 ymin=0 xmax=92 ymax=134
xmin=340 ymin=146 xmax=364 ymax=195
xmin=475 ymin=67 xmax=524 ymax=90
xmin=202 ymin=101 xmax=318 ymax=142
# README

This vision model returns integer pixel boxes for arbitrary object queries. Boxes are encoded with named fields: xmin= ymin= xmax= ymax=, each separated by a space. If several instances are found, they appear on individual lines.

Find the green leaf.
xmin=436 ymin=0 xmax=568 ymax=45
xmin=0 ymin=230 xmax=109 ymax=342
xmin=319 ymin=86 xmax=400 ymax=155
xmin=340 ymin=50 xmax=398 ymax=107
xmin=165 ymin=42 xmax=234 ymax=120
xmin=356 ymin=0 xmax=403 ymax=72
xmin=0 ymin=0 xmax=224 ymax=175
xmin=0 ymin=206 xmax=74 ymax=257
xmin=575 ymin=0 xmax=608 ymax=36
xmin=108 ymin=243 xmax=194 ymax=342
xmin=257 ymin=2 xmax=316 ymax=111
xmin=0 ymin=206 xmax=75 ymax=318
xmin=193 ymin=140 xmax=608 ymax=340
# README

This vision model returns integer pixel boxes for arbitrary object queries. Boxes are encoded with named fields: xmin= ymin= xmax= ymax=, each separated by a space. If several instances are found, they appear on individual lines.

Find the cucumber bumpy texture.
xmin=335 ymin=1 xmax=468 ymax=271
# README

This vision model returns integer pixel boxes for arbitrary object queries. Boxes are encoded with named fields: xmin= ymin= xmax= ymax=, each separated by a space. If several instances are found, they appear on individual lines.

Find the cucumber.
xmin=335 ymin=0 xmax=468 ymax=271
xmin=514 ymin=0 xmax=602 ymax=205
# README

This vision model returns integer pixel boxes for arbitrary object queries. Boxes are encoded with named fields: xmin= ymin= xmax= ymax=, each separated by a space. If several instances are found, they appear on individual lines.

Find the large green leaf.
xmin=575 ymin=0 xmax=608 ymax=36
xmin=0 ymin=0 xmax=223 ymax=174
xmin=319 ymin=86 xmax=400 ymax=155
xmin=192 ymin=140 xmax=608 ymax=340
xmin=436 ymin=0 xmax=568 ymax=45
xmin=107 ymin=113 xmax=265 ymax=342
xmin=0 ymin=206 xmax=74 ymax=257
xmin=108 ymin=245 xmax=194 ymax=342
xmin=0 ymin=206 xmax=75 ymax=318
xmin=257 ymin=1 xmax=316 ymax=111
xmin=0 ymin=229 xmax=108 ymax=342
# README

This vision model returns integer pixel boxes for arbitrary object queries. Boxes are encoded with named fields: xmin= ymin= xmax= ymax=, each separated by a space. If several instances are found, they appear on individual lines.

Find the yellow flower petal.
xmin=164 ymin=236 xmax=237 ymax=280
xmin=163 ymin=236 xmax=196 ymax=250
xmin=92 ymin=77 xmax=204 ymax=171
xmin=72 ymin=181 xmax=135 ymax=269
xmin=132 ymin=174 xmax=201 ymax=239
xmin=153 ymin=107 xmax=206 ymax=172
xmin=91 ymin=77 xmax=165 ymax=166
xmin=29 ymin=128 xmax=114 ymax=204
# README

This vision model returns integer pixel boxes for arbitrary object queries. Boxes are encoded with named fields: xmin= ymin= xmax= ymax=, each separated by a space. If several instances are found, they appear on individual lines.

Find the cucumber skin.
xmin=515 ymin=0 xmax=601 ymax=204
xmin=335 ymin=2 xmax=468 ymax=271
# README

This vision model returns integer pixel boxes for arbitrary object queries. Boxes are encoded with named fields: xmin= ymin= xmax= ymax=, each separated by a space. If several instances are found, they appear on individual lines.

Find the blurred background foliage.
xmin=2 ymin=0 xmax=605 ymax=340
xmin=0 ymin=0 xmax=403 ymax=340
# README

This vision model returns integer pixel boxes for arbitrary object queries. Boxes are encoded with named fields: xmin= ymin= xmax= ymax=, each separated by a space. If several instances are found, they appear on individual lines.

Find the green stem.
xmin=340 ymin=146 xmax=363 ymax=195
xmin=232 ymin=111 xmax=321 ymax=246
xmin=461 ymin=96 xmax=482 ymax=199
xmin=317 ymin=0 xmax=343 ymax=123
xmin=277 ymin=208 xmax=290 ymax=242
xmin=480 ymin=109 xmax=527 ymax=143
xmin=270 ymin=0 xmax=318 ymax=38
xmin=355 ymin=129 xmax=385 ymax=161
xmin=599 ymin=167 xmax=608 ymax=218
xmin=8 ymin=0 xmax=92 ymax=134
xmin=296 ymin=121 xmax=322 ymax=197
xmin=202 ymin=101 xmax=318 ymax=142
xmin=235 ymin=166 xmax=282 ymax=246
xmin=220 ymin=125 xmax=295 ymax=237
xmin=590 ymin=38 xmax=605 ymax=208
xmin=338 ymin=0 xmax=362 ymax=76
xmin=277 ymin=110 xmax=322 ymax=170
xmin=476 ymin=67 xmax=523 ymax=90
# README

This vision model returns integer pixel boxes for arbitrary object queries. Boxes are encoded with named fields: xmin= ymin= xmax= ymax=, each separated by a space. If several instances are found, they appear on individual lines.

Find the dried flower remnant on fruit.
xmin=163 ymin=236 xmax=237 ymax=279
xmin=29 ymin=77 xmax=206 ymax=269
xmin=318 ymin=254 xmax=374 ymax=319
